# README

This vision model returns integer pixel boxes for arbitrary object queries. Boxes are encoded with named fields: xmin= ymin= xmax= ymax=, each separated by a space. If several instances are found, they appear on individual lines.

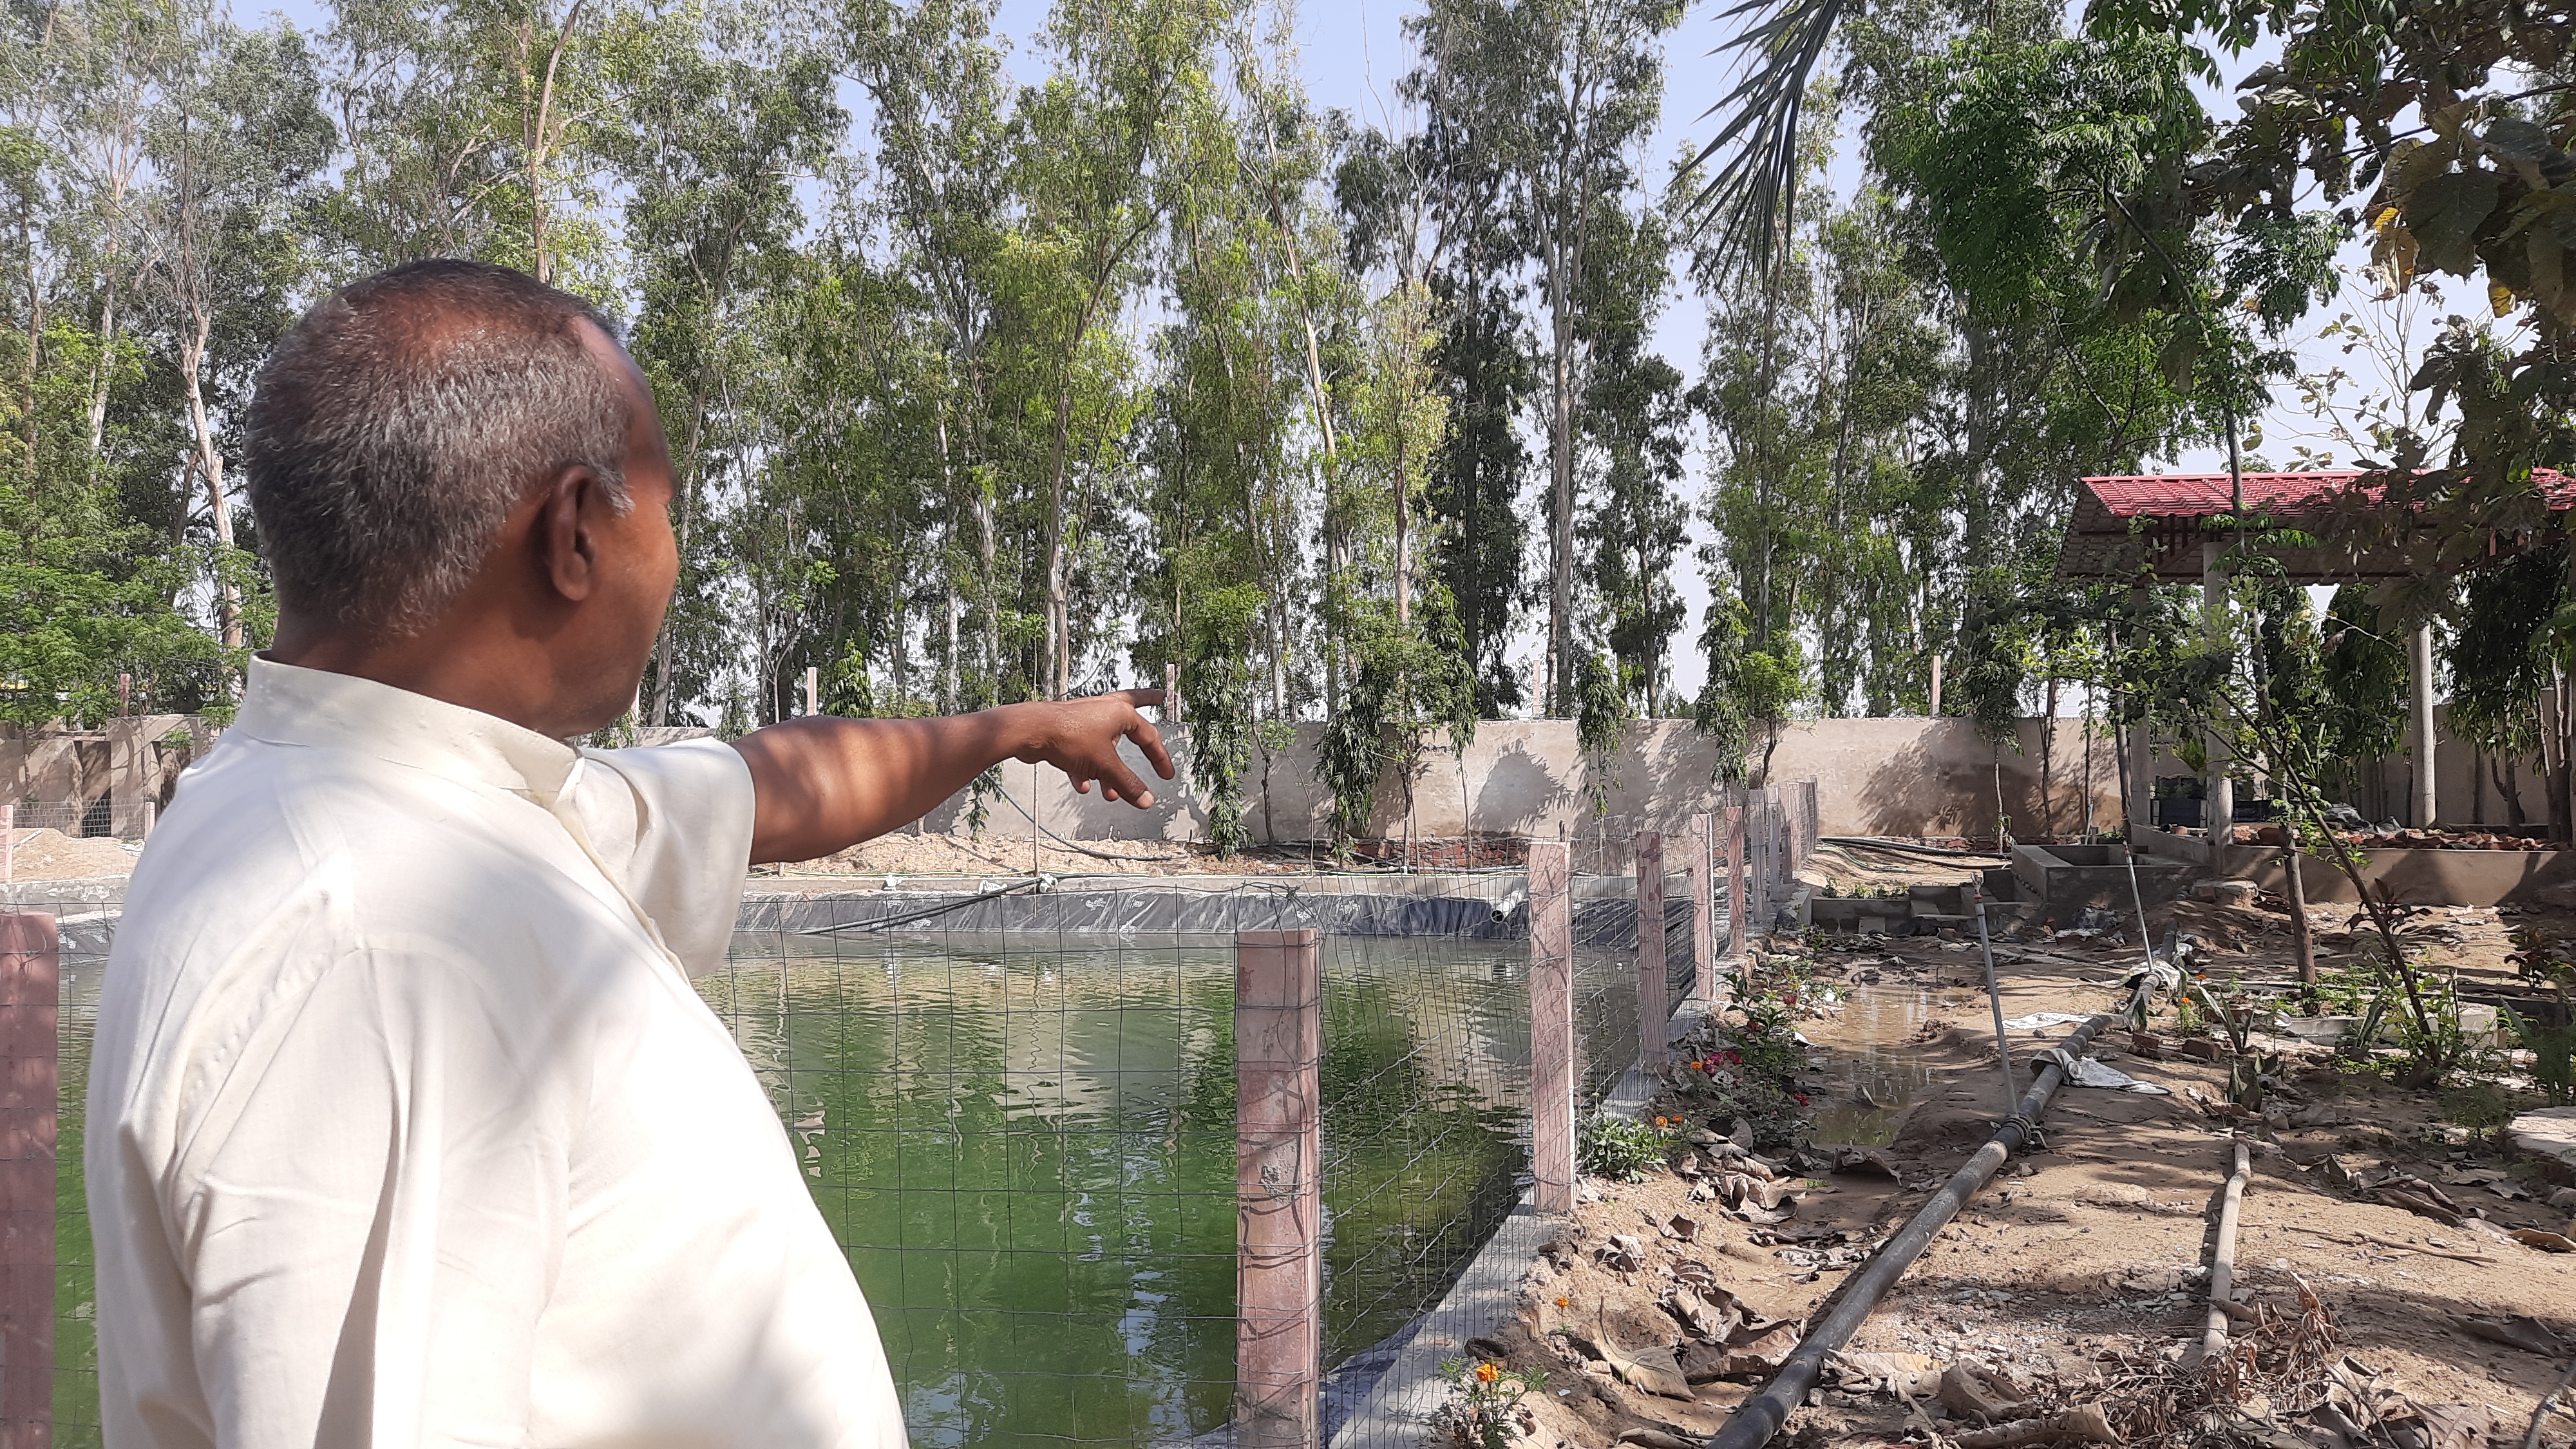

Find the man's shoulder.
xmin=116 ymin=736 xmax=640 ymax=992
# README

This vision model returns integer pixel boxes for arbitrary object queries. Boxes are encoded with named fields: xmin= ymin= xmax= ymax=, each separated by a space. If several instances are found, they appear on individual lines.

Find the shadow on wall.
xmin=1858 ymin=733 xmax=1973 ymax=839
xmin=1471 ymin=737 xmax=1572 ymax=839
xmin=1845 ymin=720 xmax=2121 ymax=840
xmin=887 ymin=715 xmax=2125 ymax=848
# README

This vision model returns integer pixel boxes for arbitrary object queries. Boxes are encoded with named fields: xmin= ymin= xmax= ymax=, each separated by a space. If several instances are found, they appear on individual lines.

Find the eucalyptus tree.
xmin=1138 ymin=32 xmax=1309 ymax=846
xmin=1341 ymin=57 xmax=1536 ymax=716
xmin=1010 ymin=0 xmax=1222 ymax=698
xmin=601 ymin=1 xmax=839 ymax=724
xmin=755 ymin=247 xmax=950 ymax=721
xmin=1398 ymin=0 xmax=1679 ymax=715
xmin=1319 ymin=267 xmax=1477 ymax=852
xmin=144 ymin=15 xmax=334 ymax=659
xmin=47 ymin=0 xmax=185 ymax=468
xmin=1574 ymin=203 xmax=1687 ymax=715
xmin=316 ymin=0 xmax=616 ymax=287
xmin=0 ymin=0 xmax=230 ymax=723
xmin=846 ymin=0 xmax=1020 ymax=713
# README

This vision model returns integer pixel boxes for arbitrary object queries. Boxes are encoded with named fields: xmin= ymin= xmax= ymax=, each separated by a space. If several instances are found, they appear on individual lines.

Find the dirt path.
xmin=1461 ymin=892 xmax=2576 ymax=1449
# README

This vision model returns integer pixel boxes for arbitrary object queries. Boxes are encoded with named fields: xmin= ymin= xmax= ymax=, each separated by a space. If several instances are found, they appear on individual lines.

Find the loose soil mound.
xmin=8 ymin=828 xmax=139 ymax=882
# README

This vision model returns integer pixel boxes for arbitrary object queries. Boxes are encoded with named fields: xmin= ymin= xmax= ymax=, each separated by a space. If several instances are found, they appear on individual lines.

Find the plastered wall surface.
xmin=915 ymin=717 xmax=2128 ymax=846
xmin=12 ymin=706 xmax=2548 ymax=849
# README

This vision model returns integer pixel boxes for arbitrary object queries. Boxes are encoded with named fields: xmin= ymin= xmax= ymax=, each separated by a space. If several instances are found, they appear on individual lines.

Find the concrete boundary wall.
xmin=919 ymin=717 xmax=2128 ymax=847
xmin=3 ymin=717 xmax=222 ymax=838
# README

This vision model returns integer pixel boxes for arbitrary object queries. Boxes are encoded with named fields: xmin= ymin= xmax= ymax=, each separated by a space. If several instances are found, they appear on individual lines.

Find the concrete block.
xmin=2510 ymin=1108 xmax=2576 ymax=1183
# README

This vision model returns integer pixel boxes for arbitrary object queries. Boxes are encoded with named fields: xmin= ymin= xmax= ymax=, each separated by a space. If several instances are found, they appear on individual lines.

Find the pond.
xmin=698 ymin=932 xmax=1543 ymax=1449
xmin=43 ymin=925 xmax=1596 ymax=1448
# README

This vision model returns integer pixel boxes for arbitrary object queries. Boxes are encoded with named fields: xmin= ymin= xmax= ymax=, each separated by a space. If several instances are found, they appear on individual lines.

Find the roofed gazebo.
xmin=2054 ymin=468 xmax=2575 ymax=853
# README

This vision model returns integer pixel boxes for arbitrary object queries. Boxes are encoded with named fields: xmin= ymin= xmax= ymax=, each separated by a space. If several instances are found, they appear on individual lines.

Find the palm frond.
xmin=1678 ymin=0 xmax=1844 ymax=274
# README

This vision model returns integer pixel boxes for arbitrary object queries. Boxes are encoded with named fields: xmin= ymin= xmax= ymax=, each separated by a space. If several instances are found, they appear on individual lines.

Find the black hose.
xmin=1705 ymin=1004 xmax=2126 ymax=1449
xmin=799 ymin=876 xmax=1043 ymax=934
xmin=1816 ymin=835 xmax=2007 ymax=862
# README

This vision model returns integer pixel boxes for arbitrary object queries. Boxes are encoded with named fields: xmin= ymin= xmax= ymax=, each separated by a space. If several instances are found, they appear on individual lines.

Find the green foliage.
xmin=1575 ymin=1113 xmax=1670 ymax=1182
xmin=2505 ymin=1008 xmax=2575 ymax=1106
xmin=2317 ymin=585 xmax=2407 ymax=766
xmin=2449 ymin=551 xmax=2566 ymax=764
xmin=2439 ymin=1083 xmax=2514 ymax=1132
xmin=1571 ymin=649 xmax=1625 ymax=815
xmin=1435 ymin=1356 xmax=1546 ymax=1449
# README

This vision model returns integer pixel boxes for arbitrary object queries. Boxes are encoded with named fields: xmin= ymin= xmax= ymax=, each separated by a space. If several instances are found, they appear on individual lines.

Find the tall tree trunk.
xmin=20 ymin=191 xmax=40 ymax=486
xmin=2284 ymin=844 xmax=2316 ymax=987
xmin=180 ymin=314 xmax=242 ymax=652
xmin=647 ymin=386 xmax=709 ymax=726
xmin=1547 ymin=237 xmax=1574 ymax=717
xmin=524 ymin=1 xmax=584 ymax=284
xmin=86 ymin=277 xmax=112 ymax=459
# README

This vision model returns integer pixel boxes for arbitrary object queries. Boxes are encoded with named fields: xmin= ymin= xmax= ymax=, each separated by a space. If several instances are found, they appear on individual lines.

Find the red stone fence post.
xmin=1528 ymin=842 xmax=1574 ymax=1215
xmin=1634 ymin=831 xmax=1666 ymax=1072
xmin=1235 ymin=929 xmax=1321 ymax=1449
xmin=0 ymin=910 xmax=55 ymax=1449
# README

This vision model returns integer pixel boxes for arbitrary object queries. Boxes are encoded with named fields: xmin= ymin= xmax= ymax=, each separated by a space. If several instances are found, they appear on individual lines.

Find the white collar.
xmin=232 ymin=656 xmax=583 ymax=804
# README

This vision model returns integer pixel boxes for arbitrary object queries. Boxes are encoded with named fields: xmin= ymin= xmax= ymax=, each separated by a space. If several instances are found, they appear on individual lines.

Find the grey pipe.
xmin=1972 ymin=893 xmax=2019 ymax=1115
xmin=2201 ymin=1139 xmax=2251 ymax=1367
xmin=1704 ymin=1006 xmax=2122 ymax=1449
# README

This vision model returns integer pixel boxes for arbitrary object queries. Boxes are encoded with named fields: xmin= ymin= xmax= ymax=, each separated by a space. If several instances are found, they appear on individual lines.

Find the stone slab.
xmin=2509 ymin=1108 xmax=2576 ymax=1182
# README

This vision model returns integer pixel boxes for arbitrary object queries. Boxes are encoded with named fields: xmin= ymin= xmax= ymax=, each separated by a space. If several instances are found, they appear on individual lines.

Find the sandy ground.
xmin=6 ymin=828 xmax=141 ymax=882
xmin=1455 ymin=878 xmax=2576 ymax=1449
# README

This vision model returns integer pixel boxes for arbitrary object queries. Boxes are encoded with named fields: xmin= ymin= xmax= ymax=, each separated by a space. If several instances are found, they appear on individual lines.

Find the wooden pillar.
xmin=2410 ymin=622 xmax=2438 ymax=829
xmin=2128 ymin=583 xmax=2154 ymax=838
xmin=1724 ymin=804 xmax=1747 ymax=958
xmin=1685 ymin=812 xmax=1716 ymax=1005
xmin=0 ymin=912 xmax=53 ymax=1446
xmin=1634 ymin=831 xmax=1667 ymax=1071
xmin=1527 ymin=842 xmax=1574 ymax=1215
xmin=2201 ymin=542 xmax=2235 ymax=846
xmin=106 ymin=719 xmax=144 ymax=842
xmin=1235 ymin=929 xmax=1320 ymax=1449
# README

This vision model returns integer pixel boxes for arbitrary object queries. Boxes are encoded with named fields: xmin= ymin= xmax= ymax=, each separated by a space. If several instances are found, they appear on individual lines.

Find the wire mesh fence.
xmin=0 ymin=786 xmax=1833 ymax=1448
xmin=3 ymin=802 xmax=101 ymax=838
xmin=710 ymin=876 xmax=1566 ymax=1448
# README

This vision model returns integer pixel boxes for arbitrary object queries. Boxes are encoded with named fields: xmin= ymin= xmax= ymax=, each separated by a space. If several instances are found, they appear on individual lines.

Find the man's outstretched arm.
xmin=729 ymin=690 xmax=1175 ymax=865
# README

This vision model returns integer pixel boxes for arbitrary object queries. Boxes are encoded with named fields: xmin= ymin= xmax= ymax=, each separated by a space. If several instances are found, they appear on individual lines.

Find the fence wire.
xmin=0 ymin=828 xmax=1814 ymax=1449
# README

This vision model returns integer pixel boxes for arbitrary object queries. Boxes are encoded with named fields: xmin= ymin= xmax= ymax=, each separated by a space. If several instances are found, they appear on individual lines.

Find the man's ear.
xmin=535 ymin=466 xmax=601 ymax=603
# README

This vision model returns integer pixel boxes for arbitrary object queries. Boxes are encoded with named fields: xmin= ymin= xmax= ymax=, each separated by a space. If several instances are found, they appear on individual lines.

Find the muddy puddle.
xmin=1794 ymin=982 xmax=1991 ymax=1146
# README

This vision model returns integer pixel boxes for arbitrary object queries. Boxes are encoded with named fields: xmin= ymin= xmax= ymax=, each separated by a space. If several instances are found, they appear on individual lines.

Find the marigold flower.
xmin=1476 ymin=1361 xmax=1501 ymax=1383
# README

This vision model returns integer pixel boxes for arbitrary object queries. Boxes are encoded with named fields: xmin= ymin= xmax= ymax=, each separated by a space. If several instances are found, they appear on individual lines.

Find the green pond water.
xmin=699 ymin=933 xmax=1536 ymax=1448
xmin=43 ymin=931 xmax=1557 ymax=1447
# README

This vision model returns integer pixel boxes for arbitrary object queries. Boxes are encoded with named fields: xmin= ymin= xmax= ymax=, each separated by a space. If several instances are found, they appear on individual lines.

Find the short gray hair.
xmin=245 ymin=259 xmax=634 ymax=636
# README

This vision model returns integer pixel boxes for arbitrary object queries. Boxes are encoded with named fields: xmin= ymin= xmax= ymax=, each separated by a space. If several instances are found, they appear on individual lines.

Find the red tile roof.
xmin=2055 ymin=468 xmax=2575 ymax=581
xmin=2077 ymin=468 xmax=2575 ymax=519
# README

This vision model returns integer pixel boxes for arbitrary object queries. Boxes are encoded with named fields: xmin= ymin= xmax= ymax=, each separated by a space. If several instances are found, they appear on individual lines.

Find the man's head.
xmin=248 ymin=260 xmax=677 ymax=737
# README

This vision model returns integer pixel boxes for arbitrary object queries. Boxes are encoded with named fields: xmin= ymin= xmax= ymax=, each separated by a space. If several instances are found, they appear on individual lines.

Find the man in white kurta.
xmin=85 ymin=260 xmax=1172 ymax=1448
xmin=90 ymin=658 xmax=899 ymax=1445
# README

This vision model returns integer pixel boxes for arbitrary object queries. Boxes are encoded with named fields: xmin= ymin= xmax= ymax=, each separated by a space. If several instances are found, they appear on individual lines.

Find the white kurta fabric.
xmin=86 ymin=658 xmax=907 ymax=1449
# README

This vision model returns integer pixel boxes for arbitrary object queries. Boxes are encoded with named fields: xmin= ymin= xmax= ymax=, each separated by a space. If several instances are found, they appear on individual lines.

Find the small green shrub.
xmin=1576 ymin=1114 xmax=1668 ymax=1182
xmin=2506 ymin=1007 xmax=2575 ymax=1105
xmin=1435 ymin=1357 xmax=1548 ymax=1449
xmin=2439 ymin=1083 xmax=2514 ymax=1130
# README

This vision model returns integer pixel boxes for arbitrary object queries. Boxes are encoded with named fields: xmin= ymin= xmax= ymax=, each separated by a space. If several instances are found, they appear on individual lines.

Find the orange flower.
xmin=1476 ymin=1361 xmax=1501 ymax=1383
xmin=1555 ymin=1296 xmax=1569 ymax=1308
